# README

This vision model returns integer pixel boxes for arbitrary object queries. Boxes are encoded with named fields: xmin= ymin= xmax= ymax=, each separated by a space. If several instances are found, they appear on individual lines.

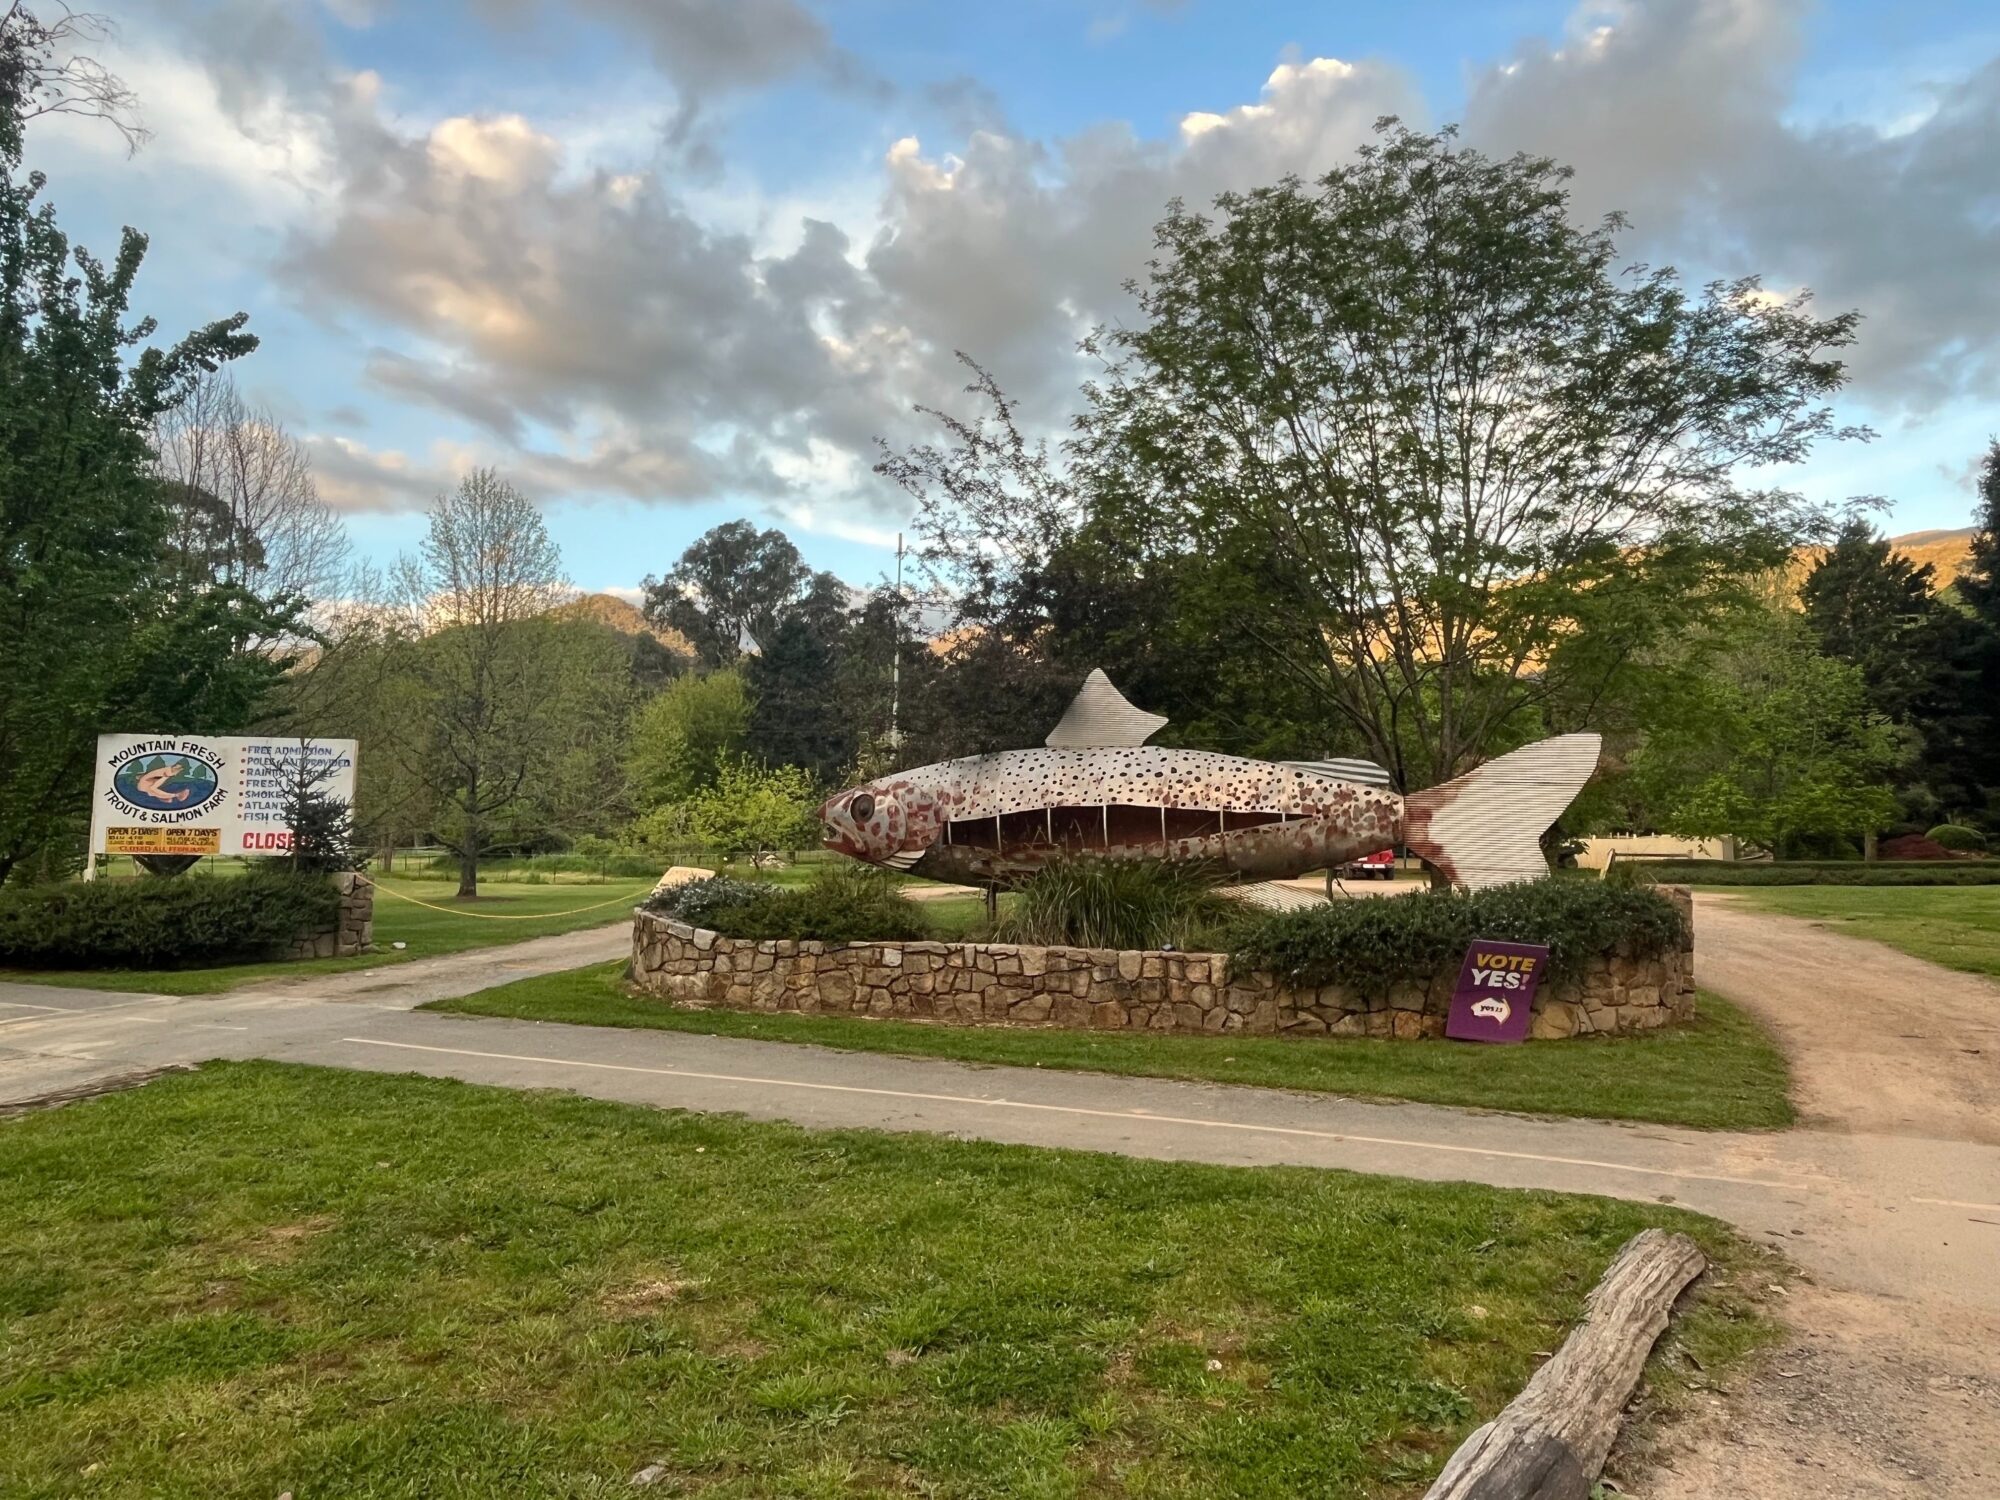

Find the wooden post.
xmin=984 ymin=882 xmax=998 ymax=923
xmin=1424 ymin=1229 xmax=1706 ymax=1500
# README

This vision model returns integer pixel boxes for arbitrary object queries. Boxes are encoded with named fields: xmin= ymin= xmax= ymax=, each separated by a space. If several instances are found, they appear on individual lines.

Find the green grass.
xmin=432 ymin=964 xmax=1794 ymax=1132
xmin=0 ymin=877 xmax=657 ymax=996
xmin=1712 ymin=885 xmax=2000 ymax=981
xmin=0 ymin=1062 xmax=1774 ymax=1499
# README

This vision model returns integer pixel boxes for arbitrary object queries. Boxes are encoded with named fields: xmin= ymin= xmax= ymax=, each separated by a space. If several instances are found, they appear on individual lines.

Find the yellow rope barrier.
xmin=370 ymin=880 xmax=646 ymax=921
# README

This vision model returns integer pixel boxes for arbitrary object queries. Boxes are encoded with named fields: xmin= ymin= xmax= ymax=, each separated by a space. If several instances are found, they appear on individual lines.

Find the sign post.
xmin=85 ymin=735 xmax=359 ymax=876
xmin=1444 ymin=938 xmax=1549 ymax=1043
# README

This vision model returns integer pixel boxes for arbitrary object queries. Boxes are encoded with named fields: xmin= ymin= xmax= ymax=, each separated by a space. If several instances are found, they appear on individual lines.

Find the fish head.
xmin=818 ymin=773 xmax=931 ymax=866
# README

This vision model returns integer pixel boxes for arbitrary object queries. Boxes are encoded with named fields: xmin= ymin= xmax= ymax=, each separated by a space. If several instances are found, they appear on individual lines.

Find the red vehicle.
xmin=1337 ymin=848 xmax=1398 ymax=882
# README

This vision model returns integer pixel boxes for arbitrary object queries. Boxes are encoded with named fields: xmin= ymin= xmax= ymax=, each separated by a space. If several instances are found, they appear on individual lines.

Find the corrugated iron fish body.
xmin=820 ymin=746 xmax=1405 ymax=884
xmin=818 ymin=670 xmax=1602 ymax=890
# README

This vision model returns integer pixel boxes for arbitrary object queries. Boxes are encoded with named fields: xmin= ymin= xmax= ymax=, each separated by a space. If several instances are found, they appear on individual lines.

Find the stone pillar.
xmin=332 ymin=870 xmax=375 ymax=957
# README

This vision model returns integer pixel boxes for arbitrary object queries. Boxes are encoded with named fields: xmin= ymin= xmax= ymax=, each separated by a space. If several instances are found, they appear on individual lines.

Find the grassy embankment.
xmin=0 ymin=1062 xmax=1775 ymax=1498
xmin=434 ymin=962 xmax=1793 ymax=1131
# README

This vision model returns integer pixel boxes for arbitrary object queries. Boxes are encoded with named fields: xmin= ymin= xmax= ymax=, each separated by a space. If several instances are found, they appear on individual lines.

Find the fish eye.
xmin=849 ymin=793 xmax=876 ymax=822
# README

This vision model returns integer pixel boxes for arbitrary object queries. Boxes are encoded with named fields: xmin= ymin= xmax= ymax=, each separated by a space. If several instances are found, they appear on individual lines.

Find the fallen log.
xmin=1425 ymin=1227 xmax=1707 ymax=1500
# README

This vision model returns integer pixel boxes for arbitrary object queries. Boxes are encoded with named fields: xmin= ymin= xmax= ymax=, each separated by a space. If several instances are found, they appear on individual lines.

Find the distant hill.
xmin=1887 ymin=527 xmax=1978 ymax=588
xmin=559 ymin=592 xmax=696 ymax=660
xmin=1790 ymin=526 xmax=1979 ymax=595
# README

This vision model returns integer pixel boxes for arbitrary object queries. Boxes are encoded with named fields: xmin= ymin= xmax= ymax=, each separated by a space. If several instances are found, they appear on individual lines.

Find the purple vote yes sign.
xmin=1444 ymin=938 xmax=1549 ymax=1043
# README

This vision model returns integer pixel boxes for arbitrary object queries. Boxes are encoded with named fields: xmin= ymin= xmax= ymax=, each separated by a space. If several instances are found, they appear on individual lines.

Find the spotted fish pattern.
xmin=820 ymin=735 xmax=1602 ymax=889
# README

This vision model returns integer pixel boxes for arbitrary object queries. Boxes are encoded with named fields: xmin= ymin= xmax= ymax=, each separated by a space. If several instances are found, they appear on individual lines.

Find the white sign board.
xmin=87 ymin=734 xmax=359 ymax=863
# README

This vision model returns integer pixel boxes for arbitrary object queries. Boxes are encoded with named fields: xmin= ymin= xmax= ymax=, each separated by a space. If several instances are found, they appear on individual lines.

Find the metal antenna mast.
xmin=888 ymin=532 xmax=904 ymax=755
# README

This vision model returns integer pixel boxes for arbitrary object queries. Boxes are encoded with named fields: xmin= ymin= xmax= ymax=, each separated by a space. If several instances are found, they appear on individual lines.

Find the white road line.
xmin=339 ymin=1036 xmax=1810 ymax=1194
xmin=0 ymin=998 xmax=172 ymax=1030
xmin=0 ymin=1000 xmax=69 ymax=1012
xmin=1909 ymin=1196 xmax=2000 ymax=1213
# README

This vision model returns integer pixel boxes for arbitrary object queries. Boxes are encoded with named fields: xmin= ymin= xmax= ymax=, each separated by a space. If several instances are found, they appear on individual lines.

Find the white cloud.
xmin=113 ymin=0 xmax=2000 ymax=535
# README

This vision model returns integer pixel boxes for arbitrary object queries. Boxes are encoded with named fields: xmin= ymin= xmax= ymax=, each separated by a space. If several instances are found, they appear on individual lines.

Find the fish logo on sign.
xmin=112 ymin=755 xmax=221 ymax=813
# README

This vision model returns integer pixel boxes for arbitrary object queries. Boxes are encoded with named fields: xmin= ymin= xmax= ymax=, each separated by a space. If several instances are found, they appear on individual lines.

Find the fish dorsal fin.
xmin=1044 ymin=668 xmax=1168 ymax=749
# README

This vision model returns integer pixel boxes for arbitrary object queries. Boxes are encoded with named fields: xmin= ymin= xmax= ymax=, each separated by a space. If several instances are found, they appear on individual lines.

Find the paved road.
xmin=2 ymin=918 xmax=1995 ymax=1312
xmin=4 ymin=901 xmax=1996 ymax=1495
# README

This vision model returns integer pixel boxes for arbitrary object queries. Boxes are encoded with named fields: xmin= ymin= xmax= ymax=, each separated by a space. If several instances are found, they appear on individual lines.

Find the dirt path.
xmin=1698 ymin=893 xmax=2000 ymax=1144
xmin=1635 ymin=896 xmax=2000 ymax=1498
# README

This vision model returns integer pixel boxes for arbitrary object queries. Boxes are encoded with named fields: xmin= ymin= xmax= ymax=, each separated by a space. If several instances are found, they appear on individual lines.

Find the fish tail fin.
xmin=1402 ymin=734 xmax=1602 ymax=890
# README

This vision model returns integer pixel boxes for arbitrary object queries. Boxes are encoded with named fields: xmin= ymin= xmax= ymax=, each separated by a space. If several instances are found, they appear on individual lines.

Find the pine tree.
xmin=1801 ymin=518 xmax=1985 ymax=823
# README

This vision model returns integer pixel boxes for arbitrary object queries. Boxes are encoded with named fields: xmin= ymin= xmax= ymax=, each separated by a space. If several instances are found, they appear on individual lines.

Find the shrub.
xmin=1625 ymin=860 xmax=2000 ymax=887
xmin=995 ymin=857 xmax=1241 ymax=952
xmin=1229 ymin=880 xmax=1687 ymax=997
xmin=644 ymin=874 xmax=775 ymax=926
xmin=1927 ymin=824 xmax=1989 ymax=852
xmin=0 ymin=871 xmax=342 ymax=969
xmin=645 ymin=867 xmax=928 ymax=944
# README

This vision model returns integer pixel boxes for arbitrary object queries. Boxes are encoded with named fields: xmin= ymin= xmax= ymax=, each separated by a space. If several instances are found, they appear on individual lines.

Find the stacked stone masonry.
xmin=631 ymin=886 xmax=1696 ymax=1040
xmin=285 ymin=871 xmax=376 ymax=960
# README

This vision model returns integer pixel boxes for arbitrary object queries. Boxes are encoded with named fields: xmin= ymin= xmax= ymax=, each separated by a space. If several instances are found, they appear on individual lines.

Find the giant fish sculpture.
xmin=820 ymin=670 xmax=1601 ymax=890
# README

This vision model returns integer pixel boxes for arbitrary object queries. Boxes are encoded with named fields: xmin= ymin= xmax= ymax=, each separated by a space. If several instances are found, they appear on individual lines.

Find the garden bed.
xmin=631 ymin=886 xmax=1696 ymax=1041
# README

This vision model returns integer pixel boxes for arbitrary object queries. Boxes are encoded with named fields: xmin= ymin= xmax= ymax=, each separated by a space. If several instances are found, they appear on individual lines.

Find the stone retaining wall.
xmin=284 ymin=871 xmax=375 ymax=960
xmin=630 ymin=887 xmax=1695 ymax=1040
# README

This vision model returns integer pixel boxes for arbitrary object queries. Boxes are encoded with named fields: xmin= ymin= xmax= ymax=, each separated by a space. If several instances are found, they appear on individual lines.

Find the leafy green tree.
xmin=0 ymin=11 xmax=293 ymax=883
xmin=628 ymin=668 xmax=750 ymax=807
xmin=642 ymin=521 xmax=845 ymax=670
xmin=1618 ymin=610 xmax=1902 ymax=858
xmin=1068 ymin=122 xmax=1859 ymax=791
xmin=686 ymin=756 xmax=819 ymax=861
xmin=497 ymin=618 xmax=640 ymax=850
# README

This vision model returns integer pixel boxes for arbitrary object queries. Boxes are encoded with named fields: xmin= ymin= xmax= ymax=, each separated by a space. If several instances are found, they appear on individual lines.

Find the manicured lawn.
xmin=0 ymin=877 xmax=657 ymax=996
xmin=0 ymin=1062 xmax=1771 ymax=1499
xmin=432 ymin=964 xmax=1794 ymax=1131
xmin=1709 ymin=885 xmax=2000 ymax=981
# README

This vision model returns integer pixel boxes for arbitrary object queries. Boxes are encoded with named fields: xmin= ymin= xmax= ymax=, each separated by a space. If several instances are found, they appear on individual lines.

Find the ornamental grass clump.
xmin=1229 ymin=880 xmax=1687 ymax=998
xmin=995 ymin=857 xmax=1242 ymax=952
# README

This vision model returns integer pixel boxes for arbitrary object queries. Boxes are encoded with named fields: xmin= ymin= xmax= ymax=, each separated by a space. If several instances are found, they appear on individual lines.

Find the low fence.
xmin=631 ymin=887 xmax=1695 ymax=1041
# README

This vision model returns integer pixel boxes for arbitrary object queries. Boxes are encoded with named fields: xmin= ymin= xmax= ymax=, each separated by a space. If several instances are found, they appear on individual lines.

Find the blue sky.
xmin=31 ymin=0 xmax=2000 ymax=599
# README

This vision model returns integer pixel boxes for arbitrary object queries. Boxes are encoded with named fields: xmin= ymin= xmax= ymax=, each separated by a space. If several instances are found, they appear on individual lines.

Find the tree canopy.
xmin=0 ymin=9 xmax=294 ymax=882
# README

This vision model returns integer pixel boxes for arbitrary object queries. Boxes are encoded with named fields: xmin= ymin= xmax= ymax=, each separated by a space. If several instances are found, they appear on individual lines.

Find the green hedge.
xmin=1229 ymin=881 xmax=1687 ymax=997
xmin=1631 ymin=859 xmax=2000 ymax=887
xmin=0 ymin=872 xmax=342 ymax=969
xmin=645 ymin=868 xmax=928 ymax=944
xmin=1926 ymin=824 xmax=1989 ymax=852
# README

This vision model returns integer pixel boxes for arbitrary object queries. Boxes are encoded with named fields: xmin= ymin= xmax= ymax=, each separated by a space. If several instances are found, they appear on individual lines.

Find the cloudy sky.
xmin=36 ymin=0 xmax=2000 ymax=597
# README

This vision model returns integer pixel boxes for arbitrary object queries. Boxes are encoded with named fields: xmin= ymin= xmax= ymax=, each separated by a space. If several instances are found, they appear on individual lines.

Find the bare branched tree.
xmin=0 ymin=3 xmax=147 ymax=154
xmin=394 ymin=469 xmax=574 ymax=897
xmin=153 ymin=371 xmax=351 ymax=605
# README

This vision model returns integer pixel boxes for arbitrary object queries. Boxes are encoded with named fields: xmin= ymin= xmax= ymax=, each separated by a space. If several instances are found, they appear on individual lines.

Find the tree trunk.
xmin=1424 ymin=1229 xmax=1707 ymax=1500
xmin=458 ymin=822 xmax=480 ymax=900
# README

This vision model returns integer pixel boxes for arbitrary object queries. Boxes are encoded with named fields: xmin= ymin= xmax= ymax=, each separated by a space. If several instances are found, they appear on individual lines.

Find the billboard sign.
xmin=87 ymin=734 xmax=358 ymax=865
xmin=1444 ymin=938 xmax=1549 ymax=1043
